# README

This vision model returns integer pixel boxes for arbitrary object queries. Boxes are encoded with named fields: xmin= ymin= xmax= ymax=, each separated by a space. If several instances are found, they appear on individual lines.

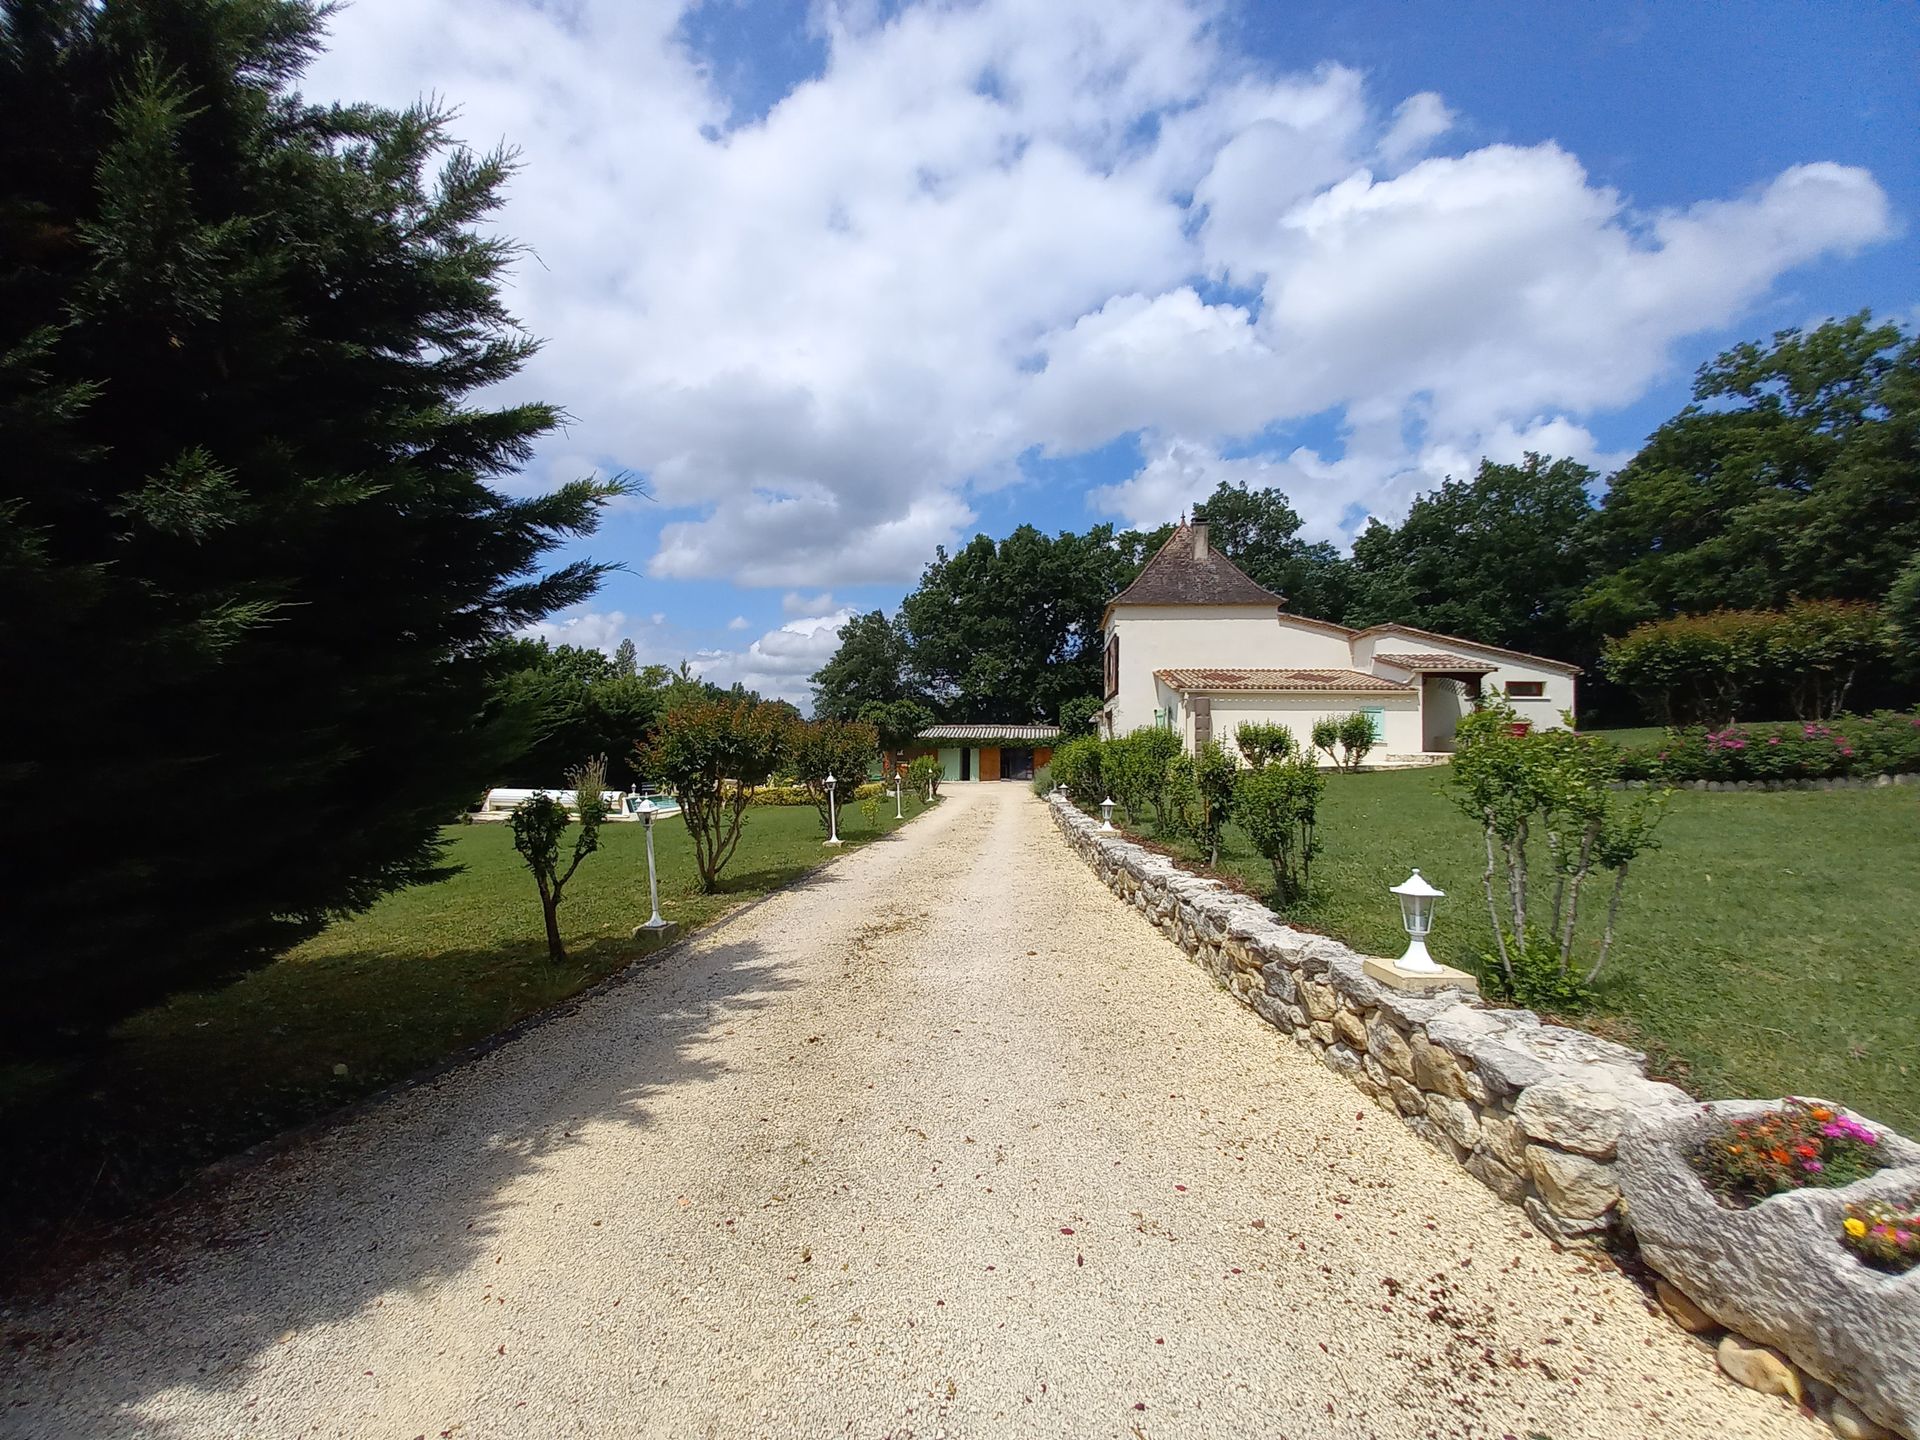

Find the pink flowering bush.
xmin=1617 ymin=710 xmax=1920 ymax=782
xmin=1689 ymin=1099 xmax=1886 ymax=1205
xmin=1841 ymin=1198 xmax=1920 ymax=1274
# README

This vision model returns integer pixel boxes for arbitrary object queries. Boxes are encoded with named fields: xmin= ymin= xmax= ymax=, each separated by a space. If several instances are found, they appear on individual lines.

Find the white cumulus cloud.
xmin=304 ymin=0 xmax=1893 ymax=581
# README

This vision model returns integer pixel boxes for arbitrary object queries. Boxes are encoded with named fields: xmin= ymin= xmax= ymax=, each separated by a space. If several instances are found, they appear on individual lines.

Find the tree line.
xmin=815 ymin=312 xmax=1919 ymax=728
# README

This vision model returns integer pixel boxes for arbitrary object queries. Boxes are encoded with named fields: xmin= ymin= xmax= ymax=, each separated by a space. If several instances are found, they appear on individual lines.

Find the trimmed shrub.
xmin=905 ymin=754 xmax=943 ymax=800
xmin=1602 ymin=601 xmax=1889 ymax=726
xmin=1103 ymin=727 xmax=1181 ymax=828
xmin=1335 ymin=712 xmax=1377 ymax=772
xmin=1309 ymin=716 xmax=1341 ymax=765
xmin=1235 ymin=755 xmax=1324 ymax=908
xmin=1050 ymin=734 xmax=1102 ymax=805
xmin=1234 ymin=721 xmax=1294 ymax=768
xmin=1029 ymin=764 xmax=1052 ymax=797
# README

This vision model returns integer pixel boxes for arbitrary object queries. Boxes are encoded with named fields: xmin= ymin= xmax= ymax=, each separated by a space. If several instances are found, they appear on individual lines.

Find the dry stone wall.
xmin=1046 ymin=791 xmax=1918 ymax=1439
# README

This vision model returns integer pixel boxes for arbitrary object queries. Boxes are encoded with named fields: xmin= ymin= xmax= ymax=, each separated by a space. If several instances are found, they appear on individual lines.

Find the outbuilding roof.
xmin=1108 ymin=523 xmax=1284 ymax=610
xmin=916 ymin=723 xmax=1061 ymax=743
xmin=1373 ymin=651 xmax=1501 ymax=674
xmin=1155 ymin=668 xmax=1412 ymax=694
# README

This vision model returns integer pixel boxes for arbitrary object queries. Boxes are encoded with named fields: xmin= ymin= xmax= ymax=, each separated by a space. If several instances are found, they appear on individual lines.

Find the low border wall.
xmin=1045 ymin=790 xmax=1917 ymax=1439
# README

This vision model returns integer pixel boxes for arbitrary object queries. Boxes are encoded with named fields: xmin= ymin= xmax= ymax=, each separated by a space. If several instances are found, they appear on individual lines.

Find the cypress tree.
xmin=0 ymin=0 xmax=627 ymax=1045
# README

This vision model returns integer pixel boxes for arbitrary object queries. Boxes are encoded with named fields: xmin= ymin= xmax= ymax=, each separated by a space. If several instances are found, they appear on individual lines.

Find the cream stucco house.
xmin=1098 ymin=520 xmax=1578 ymax=763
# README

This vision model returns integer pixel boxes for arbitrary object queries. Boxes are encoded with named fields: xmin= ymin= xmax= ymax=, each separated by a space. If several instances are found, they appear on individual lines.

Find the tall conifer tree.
xmin=0 ymin=0 xmax=626 ymax=1043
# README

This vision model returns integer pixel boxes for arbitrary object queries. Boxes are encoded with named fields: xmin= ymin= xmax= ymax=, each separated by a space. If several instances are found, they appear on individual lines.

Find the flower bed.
xmin=1844 ymin=1198 xmax=1920 ymax=1275
xmin=1616 ymin=710 xmax=1920 ymax=783
xmin=1691 ymin=1098 xmax=1886 ymax=1205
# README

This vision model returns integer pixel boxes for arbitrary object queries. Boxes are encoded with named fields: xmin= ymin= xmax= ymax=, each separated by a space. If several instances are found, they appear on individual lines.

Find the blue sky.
xmin=307 ymin=0 xmax=1918 ymax=706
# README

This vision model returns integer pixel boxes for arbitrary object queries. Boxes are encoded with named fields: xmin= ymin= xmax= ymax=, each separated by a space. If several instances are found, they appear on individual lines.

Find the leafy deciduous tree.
xmin=508 ymin=755 xmax=609 ymax=964
xmin=638 ymin=699 xmax=791 ymax=892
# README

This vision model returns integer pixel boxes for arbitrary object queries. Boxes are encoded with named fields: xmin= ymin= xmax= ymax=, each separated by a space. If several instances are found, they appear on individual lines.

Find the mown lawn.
xmin=1106 ymin=770 xmax=1920 ymax=1133
xmin=1 ymin=796 xmax=931 ymax=1250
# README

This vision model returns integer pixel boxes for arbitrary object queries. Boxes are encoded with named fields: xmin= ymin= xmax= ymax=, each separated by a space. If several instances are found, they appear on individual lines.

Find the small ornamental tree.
xmin=790 ymin=718 xmax=880 ymax=829
xmin=1235 ymin=755 xmax=1324 ymax=908
xmin=1309 ymin=717 xmax=1341 ymax=766
xmin=1175 ymin=739 xmax=1238 ymax=867
xmin=1234 ymin=721 xmax=1294 ymax=768
xmin=1336 ymin=712 xmax=1377 ymax=772
xmin=906 ymin=754 xmax=943 ymax=801
xmin=1105 ymin=726 xmax=1181 ymax=828
xmin=509 ymin=756 xmax=610 ymax=964
xmin=639 ymin=700 xmax=791 ymax=892
xmin=1449 ymin=701 xmax=1669 ymax=1005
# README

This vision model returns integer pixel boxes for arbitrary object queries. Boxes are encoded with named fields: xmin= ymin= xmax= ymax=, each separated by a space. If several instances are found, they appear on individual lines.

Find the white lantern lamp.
xmin=1099 ymin=796 xmax=1116 ymax=832
xmin=633 ymin=797 xmax=670 ymax=933
xmin=1390 ymin=868 xmax=1444 ymax=973
xmin=824 ymin=772 xmax=843 ymax=846
xmin=892 ymin=769 xmax=903 ymax=820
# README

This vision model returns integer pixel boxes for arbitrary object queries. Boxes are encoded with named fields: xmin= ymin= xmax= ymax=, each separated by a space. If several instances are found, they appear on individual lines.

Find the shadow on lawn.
xmin=0 ymin=927 xmax=794 ymax=1435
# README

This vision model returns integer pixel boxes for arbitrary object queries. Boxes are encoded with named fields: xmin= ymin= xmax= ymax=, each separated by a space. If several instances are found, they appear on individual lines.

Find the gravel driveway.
xmin=2 ymin=785 xmax=1812 ymax=1440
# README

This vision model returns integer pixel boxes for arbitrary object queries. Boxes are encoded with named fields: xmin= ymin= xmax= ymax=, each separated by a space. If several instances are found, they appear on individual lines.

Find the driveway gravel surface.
xmin=1 ymin=784 xmax=1815 ymax=1439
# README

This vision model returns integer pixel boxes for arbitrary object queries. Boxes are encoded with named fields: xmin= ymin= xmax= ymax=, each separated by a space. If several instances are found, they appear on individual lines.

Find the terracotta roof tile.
xmin=916 ymin=724 xmax=1060 ymax=743
xmin=1374 ymin=651 xmax=1500 ymax=673
xmin=1355 ymin=624 xmax=1581 ymax=674
xmin=1155 ymin=667 xmax=1412 ymax=694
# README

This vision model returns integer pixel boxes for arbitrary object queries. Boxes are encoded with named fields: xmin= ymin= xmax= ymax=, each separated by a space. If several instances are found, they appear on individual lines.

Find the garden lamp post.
xmin=824 ymin=772 xmax=843 ymax=846
xmin=635 ymin=797 xmax=670 ymax=932
xmin=1099 ymin=796 xmax=1116 ymax=832
xmin=1390 ymin=868 xmax=1444 ymax=973
xmin=892 ymin=771 xmax=903 ymax=820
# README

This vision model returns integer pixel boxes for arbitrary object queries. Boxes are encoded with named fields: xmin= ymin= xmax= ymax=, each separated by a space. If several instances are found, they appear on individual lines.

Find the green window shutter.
xmin=1360 ymin=707 xmax=1385 ymax=742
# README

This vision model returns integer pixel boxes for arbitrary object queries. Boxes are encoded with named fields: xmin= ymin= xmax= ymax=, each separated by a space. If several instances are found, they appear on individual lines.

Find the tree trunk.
xmin=1588 ymin=864 xmax=1631 ymax=984
xmin=541 ymin=895 xmax=567 ymax=963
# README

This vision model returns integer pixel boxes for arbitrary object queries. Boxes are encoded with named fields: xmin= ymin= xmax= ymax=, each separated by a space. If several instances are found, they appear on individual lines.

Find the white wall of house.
xmin=1104 ymin=606 xmax=1353 ymax=735
xmin=1202 ymin=691 xmax=1424 ymax=763
xmin=1358 ymin=627 xmax=1578 ymax=731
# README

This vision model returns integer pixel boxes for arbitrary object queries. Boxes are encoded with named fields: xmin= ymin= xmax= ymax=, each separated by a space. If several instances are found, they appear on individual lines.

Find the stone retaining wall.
xmin=1045 ymin=790 xmax=1917 ymax=1439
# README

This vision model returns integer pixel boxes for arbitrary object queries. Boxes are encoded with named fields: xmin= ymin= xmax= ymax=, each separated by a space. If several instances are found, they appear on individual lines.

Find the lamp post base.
xmin=1362 ymin=955 xmax=1480 ymax=996
xmin=631 ymin=919 xmax=677 ymax=940
xmin=823 ymin=837 xmax=844 ymax=847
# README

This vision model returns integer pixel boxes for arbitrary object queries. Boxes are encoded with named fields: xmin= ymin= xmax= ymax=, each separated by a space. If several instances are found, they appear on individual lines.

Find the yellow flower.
xmin=1844 ymin=1217 xmax=1867 ymax=1237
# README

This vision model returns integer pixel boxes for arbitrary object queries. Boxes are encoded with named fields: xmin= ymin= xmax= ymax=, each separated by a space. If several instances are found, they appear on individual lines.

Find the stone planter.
xmin=1617 ymin=1100 xmax=1920 ymax=1439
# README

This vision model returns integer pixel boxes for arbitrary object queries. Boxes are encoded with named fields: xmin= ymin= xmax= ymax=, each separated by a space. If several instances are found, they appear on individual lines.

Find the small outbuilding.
xmin=899 ymin=724 xmax=1059 ymax=783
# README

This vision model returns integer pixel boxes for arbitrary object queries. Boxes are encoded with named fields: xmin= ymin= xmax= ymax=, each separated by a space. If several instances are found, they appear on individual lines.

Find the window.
xmin=1507 ymin=681 xmax=1547 ymax=699
xmin=1105 ymin=632 xmax=1119 ymax=698
xmin=1359 ymin=707 xmax=1385 ymax=742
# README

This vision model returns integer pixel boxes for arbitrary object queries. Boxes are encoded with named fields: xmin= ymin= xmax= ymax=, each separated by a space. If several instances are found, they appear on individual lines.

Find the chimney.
xmin=1191 ymin=507 xmax=1209 ymax=561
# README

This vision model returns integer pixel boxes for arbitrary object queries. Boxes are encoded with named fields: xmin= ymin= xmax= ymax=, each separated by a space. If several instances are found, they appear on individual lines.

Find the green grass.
xmin=1113 ymin=771 xmax=1919 ymax=1133
xmin=0 ymin=796 xmax=931 ymax=1246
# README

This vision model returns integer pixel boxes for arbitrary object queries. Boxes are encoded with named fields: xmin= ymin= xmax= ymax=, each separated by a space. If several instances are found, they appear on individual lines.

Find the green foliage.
xmin=612 ymin=639 xmax=638 ymax=678
xmin=1029 ymin=764 xmax=1052 ymax=797
xmin=1345 ymin=454 xmax=1598 ymax=661
xmin=0 ymin=0 xmax=631 ymax=1045
xmin=1233 ymin=721 xmax=1294 ymax=768
xmin=906 ymin=754 xmax=943 ymax=800
xmin=1058 ymin=694 xmax=1104 ymax=735
xmin=1890 ymin=554 xmax=1920 ymax=678
xmin=811 ymin=610 xmax=915 ymax=719
xmin=788 ymin=717 xmax=881 ymax=828
xmin=1335 ymin=712 xmax=1378 ymax=772
xmin=1177 ymin=739 xmax=1239 ymax=867
xmin=899 ymin=524 xmax=1144 ymax=721
xmin=1692 ymin=1101 xmax=1885 ymax=1206
xmin=1579 ymin=314 xmax=1920 ymax=633
xmin=1613 ymin=711 xmax=1920 ymax=782
xmin=1602 ymin=601 xmax=1889 ymax=725
xmin=856 ymin=697 xmax=936 ymax=754
xmin=507 ymin=756 xmax=609 ymax=964
xmin=1309 ymin=717 xmax=1342 ymax=765
xmin=489 ymin=638 xmax=664 ymax=789
xmin=1234 ymin=756 xmax=1324 ymax=908
xmin=1049 ymin=734 xmax=1103 ymax=805
xmin=638 ymin=700 xmax=791 ymax=891
xmin=1103 ymin=726 xmax=1181 ymax=827
xmin=1451 ymin=702 xmax=1669 ymax=1002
